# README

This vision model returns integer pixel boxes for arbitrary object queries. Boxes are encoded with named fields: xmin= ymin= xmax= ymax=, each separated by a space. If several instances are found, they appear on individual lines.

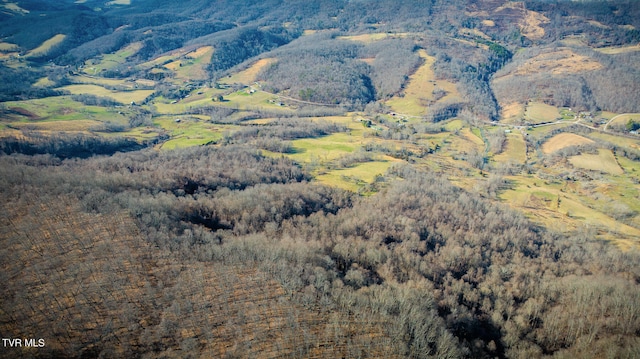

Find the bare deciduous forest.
xmin=1 ymin=0 xmax=639 ymax=358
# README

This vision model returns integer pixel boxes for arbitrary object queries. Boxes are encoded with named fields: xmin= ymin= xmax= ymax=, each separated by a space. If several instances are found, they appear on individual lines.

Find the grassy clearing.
xmin=9 ymin=120 xmax=102 ymax=132
xmin=569 ymin=149 xmax=624 ymax=175
xmin=500 ymin=102 xmax=525 ymax=123
xmin=337 ymin=32 xmax=411 ymax=43
xmin=463 ymin=127 xmax=485 ymax=147
xmin=2 ymin=96 xmax=120 ymax=121
xmin=69 ymin=75 xmax=127 ymax=87
xmin=608 ymin=113 xmax=640 ymax=127
xmin=494 ymin=132 xmax=527 ymax=164
xmin=385 ymin=49 xmax=461 ymax=117
xmin=542 ymin=133 xmax=594 ymax=154
xmin=221 ymin=58 xmax=275 ymax=85
xmin=83 ymin=42 xmax=143 ymax=74
xmin=587 ymin=132 xmax=640 ymax=151
xmin=106 ymin=0 xmax=131 ymax=5
xmin=500 ymin=175 xmax=640 ymax=249
xmin=511 ymin=49 xmax=601 ymax=76
xmin=384 ymin=50 xmax=433 ymax=116
xmin=59 ymin=84 xmax=154 ymax=104
xmin=287 ymin=133 xmax=360 ymax=163
xmin=154 ymin=117 xmax=234 ymax=150
xmin=2 ymin=2 xmax=28 ymax=14
xmin=315 ymin=158 xmax=396 ymax=191
xmin=594 ymin=44 xmax=640 ymax=55
xmin=161 ymin=46 xmax=213 ymax=83
xmin=33 ymin=77 xmax=55 ymax=87
xmin=221 ymin=90 xmax=295 ymax=112
xmin=525 ymin=102 xmax=560 ymax=124
xmin=25 ymin=34 xmax=66 ymax=58
xmin=0 ymin=42 xmax=19 ymax=51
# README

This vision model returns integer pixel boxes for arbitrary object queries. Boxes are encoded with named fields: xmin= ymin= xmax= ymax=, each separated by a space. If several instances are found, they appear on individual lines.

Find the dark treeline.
xmin=0 ymin=66 xmax=62 ymax=101
xmin=1 ymin=144 xmax=639 ymax=358
xmin=208 ymin=26 xmax=301 ymax=75
xmin=0 ymin=131 xmax=151 ymax=159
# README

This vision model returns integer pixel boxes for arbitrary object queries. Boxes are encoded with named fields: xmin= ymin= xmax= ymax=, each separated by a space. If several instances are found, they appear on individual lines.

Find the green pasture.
xmin=315 ymin=158 xmax=396 ymax=191
xmin=154 ymin=117 xmax=235 ymax=150
xmin=287 ymin=133 xmax=360 ymax=163
xmin=2 ymin=96 xmax=121 ymax=121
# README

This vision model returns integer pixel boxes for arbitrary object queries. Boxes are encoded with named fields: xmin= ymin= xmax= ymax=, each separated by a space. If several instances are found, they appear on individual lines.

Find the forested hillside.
xmin=1 ymin=0 xmax=639 ymax=358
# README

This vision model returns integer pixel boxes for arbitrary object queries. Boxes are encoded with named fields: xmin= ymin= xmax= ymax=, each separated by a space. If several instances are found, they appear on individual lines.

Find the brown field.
xmin=186 ymin=46 xmax=213 ymax=59
xmin=222 ymin=58 xmax=276 ymax=85
xmin=520 ymin=9 xmax=550 ymax=40
xmin=500 ymin=102 xmax=525 ymax=123
xmin=542 ymin=133 xmax=594 ymax=154
xmin=525 ymin=102 xmax=561 ymax=124
xmin=511 ymin=49 xmax=602 ymax=76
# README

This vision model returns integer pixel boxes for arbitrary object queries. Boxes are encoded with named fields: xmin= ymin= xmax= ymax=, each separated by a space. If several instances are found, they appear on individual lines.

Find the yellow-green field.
xmin=607 ymin=113 xmax=640 ymax=127
xmin=587 ymin=132 xmax=640 ymax=151
xmin=59 ymin=84 xmax=154 ymax=104
xmin=594 ymin=44 xmax=640 ymax=55
xmin=315 ymin=157 xmax=398 ymax=191
xmin=500 ymin=175 xmax=640 ymax=250
xmin=33 ymin=77 xmax=55 ymax=87
xmin=164 ymin=46 xmax=213 ymax=83
xmin=542 ymin=133 xmax=594 ymax=154
xmin=25 ymin=34 xmax=66 ymax=58
xmin=220 ymin=58 xmax=275 ymax=85
xmin=287 ymin=133 xmax=361 ymax=163
xmin=83 ymin=42 xmax=143 ymax=74
xmin=154 ymin=117 xmax=235 ymax=150
xmin=2 ymin=96 xmax=124 ymax=122
xmin=569 ymin=149 xmax=624 ymax=175
xmin=494 ymin=132 xmax=527 ymax=164
xmin=525 ymin=102 xmax=560 ymax=124
xmin=385 ymin=50 xmax=460 ymax=117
